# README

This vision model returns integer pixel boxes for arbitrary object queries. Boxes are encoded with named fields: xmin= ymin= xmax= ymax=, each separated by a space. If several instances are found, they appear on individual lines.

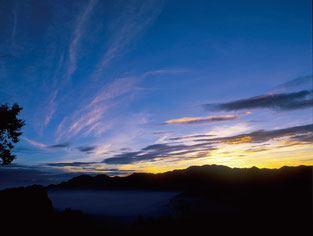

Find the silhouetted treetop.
xmin=0 ymin=103 xmax=25 ymax=165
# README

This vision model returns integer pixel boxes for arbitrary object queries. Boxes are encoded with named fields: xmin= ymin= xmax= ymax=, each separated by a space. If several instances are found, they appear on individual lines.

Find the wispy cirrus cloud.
xmin=39 ymin=0 xmax=164 ymax=136
xmin=43 ymin=88 xmax=59 ymax=127
xmin=41 ymin=50 xmax=66 ymax=129
xmin=169 ymin=134 xmax=214 ymax=141
xmin=56 ymin=76 xmax=136 ymax=140
xmin=56 ymin=68 xmax=183 ymax=140
xmin=152 ymin=131 xmax=175 ymax=135
xmin=94 ymin=0 xmax=163 ymax=73
xmin=67 ymin=0 xmax=98 ymax=80
xmin=23 ymin=137 xmax=47 ymax=148
xmin=274 ymin=75 xmax=312 ymax=90
xmin=38 ymin=0 xmax=98 ymax=130
xmin=163 ymin=113 xmax=249 ymax=125
xmin=23 ymin=137 xmax=70 ymax=150
xmin=204 ymin=90 xmax=313 ymax=112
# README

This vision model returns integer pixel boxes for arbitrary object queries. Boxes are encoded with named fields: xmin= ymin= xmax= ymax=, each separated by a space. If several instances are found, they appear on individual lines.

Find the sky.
xmin=0 ymin=0 xmax=312 ymax=187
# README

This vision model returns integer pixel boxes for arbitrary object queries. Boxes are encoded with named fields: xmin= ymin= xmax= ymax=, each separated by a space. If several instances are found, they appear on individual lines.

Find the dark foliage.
xmin=0 ymin=185 xmax=105 ymax=234
xmin=0 ymin=185 xmax=53 ymax=232
xmin=0 ymin=103 xmax=25 ymax=165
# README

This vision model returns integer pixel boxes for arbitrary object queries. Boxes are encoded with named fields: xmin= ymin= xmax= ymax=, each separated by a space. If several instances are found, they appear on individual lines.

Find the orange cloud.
xmin=226 ymin=136 xmax=252 ymax=144
xmin=165 ymin=113 xmax=249 ymax=125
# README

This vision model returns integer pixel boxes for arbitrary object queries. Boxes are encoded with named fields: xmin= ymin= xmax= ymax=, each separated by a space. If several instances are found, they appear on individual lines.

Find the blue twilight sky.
xmin=0 ymin=0 xmax=312 ymax=186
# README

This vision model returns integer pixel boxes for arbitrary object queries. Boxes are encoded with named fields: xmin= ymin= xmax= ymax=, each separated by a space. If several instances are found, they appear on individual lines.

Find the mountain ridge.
xmin=47 ymin=164 xmax=312 ymax=191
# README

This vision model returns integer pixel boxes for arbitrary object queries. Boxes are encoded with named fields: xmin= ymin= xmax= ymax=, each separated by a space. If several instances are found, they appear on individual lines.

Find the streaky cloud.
xmin=152 ymin=131 xmax=175 ymax=135
xmin=195 ymin=123 xmax=313 ymax=144
xmin=103 ymin=142 xmax=216 ymax=165
xmin=41 ymin=0 xmax=97 ymax=129
xmin=67 ymin=0 xmax=98 ymax=80
xmin=24 ymin=137 xmax=70 ymax=149
xmin=103 ymin=123 xmax=313 ymax=165
xmin=169 ymin=134 xmax=215 ymax=141
xmin=23 ymin=137 xmax=47 ymax=148
xmin=56 ymin=68 xmax=177 ymax=140
xmin=164 ymin=113 xmax=249 ymax=125
xmin=203 ymin=90 xmax=313 ymax=111
xmin=95 ymin=0 xmax=163 ymax=73
xmin=56 ymin=76 xmax=135 ymax=140
xmin=45 ymin=162 xmax=99 ymax=167
xmin=77 ymin=145 xmax=97 ymax=153
xmin=48 ymin=142 xmax=71 ymax=149
xmin=21 ymin=138 xmax=70 ymax=153
xmin=43 ymin=88 xmax=59 ymax=128
xmin=275 ymin=75 xmax=312 ymax=90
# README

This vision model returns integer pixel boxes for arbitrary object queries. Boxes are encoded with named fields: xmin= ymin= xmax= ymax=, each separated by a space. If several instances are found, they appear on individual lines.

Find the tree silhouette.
xmin=0 ymin=103 xmax=25 ymax=165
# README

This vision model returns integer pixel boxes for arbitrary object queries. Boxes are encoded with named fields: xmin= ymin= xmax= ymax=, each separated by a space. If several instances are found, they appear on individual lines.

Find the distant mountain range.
xmin=48 ymin=164 xmax=312 ymax=192
xmin=47 ymin=164 xmax=313 ymax=235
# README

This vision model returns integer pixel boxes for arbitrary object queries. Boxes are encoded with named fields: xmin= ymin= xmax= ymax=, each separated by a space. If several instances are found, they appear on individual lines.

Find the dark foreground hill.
xmin=1 ymin=165 xmax=312 ymax=235
xmin=0 ymin=185 xmax=99 ymax=234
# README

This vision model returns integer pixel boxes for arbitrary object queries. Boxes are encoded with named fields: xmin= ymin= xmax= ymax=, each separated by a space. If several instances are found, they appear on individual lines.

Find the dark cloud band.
xmin=195 ymin=123 xmax=313 ymax=144
xmin=77 ymin=145 xmax=97 ymax=153
xmin=49 ymin=142 xmax=71 ymax=148
xmin=275 ymin=75 xmax=312 ymax=90
xmin=103 ymin=142 xmax=216 ymax=165
xmin=203 ymin=90 xmax=313 ymax=111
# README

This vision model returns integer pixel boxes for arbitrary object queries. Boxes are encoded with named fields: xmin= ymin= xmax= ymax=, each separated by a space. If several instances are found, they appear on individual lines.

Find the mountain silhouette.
xmin=48 ymin=164 xmax=312 ymax=192
xmin=1 ymin=164 xmax=312 ymax=235
xmin=47 ymin=164 xmax=312 ymax=235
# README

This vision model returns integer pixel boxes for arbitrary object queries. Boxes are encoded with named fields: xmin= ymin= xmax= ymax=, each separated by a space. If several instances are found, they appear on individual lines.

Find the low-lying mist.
xmin=48 ymin=189 xmax=179 ymax=219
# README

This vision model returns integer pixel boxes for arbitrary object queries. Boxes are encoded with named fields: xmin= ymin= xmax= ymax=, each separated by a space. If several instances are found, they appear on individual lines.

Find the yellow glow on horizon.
xmin=140 ymin=141 xmax=313 ymax=173
xmin=50 ymin=137 xmax=313 ymax=176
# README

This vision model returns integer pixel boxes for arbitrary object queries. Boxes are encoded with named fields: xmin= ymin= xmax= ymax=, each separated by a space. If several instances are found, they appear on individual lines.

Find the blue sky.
xmin=0 ymin=0 xmax=312 ymax=186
